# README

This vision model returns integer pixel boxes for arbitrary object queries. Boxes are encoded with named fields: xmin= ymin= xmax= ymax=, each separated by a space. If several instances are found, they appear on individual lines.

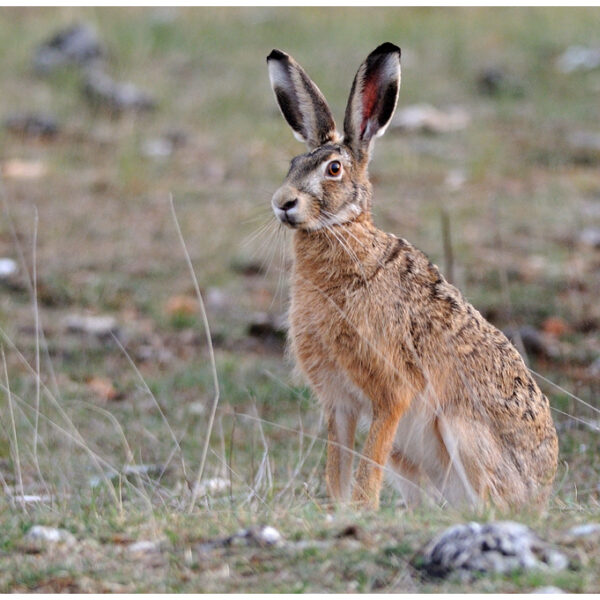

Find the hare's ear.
xmin=343 ymin=43 xmax=401 ymax=158
xmin=267 ymin=49 xmax=338 ymax=150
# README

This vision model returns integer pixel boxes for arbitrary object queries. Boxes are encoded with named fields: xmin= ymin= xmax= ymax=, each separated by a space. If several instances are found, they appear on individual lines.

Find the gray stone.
xmin=83 ymin=69 xmax=156 ymax=114
xmin=556 ymin=46 xmax=600 ymax=73
xmin=34 ymin=24 xmax=104 ymax=74
xmin=417 ymin=521 xmax=568 ymax=580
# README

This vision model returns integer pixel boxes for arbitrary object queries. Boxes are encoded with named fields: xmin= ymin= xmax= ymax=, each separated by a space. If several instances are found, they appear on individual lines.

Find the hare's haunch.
xmin=267 ymin=43 xmax=558 ymax=510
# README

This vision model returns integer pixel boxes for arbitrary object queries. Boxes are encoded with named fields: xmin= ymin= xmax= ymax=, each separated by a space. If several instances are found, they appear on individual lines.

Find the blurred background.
xmin=0 ymin=7 xmax=599 ymax=590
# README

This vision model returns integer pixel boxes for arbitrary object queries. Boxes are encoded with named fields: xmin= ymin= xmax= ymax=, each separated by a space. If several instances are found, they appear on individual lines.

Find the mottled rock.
xmin=417 ymin=521 xmax=567 ymax=580
xmin=4 ymin=112 xmax=59 ymax=138
xmin=34 ymin=24 xmax=104 ymax=74
xmin=83 ymin=69 xmax=156 ymax=114
xmin=476 ymin=67 xmax=524 ymax=97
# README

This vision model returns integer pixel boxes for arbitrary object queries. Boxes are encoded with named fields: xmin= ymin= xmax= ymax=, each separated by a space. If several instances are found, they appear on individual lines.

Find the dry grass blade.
xmin=167 ymin=193 xmax=220 ymax=512
xmin=1 ymin=345 xmax=25 ymax=510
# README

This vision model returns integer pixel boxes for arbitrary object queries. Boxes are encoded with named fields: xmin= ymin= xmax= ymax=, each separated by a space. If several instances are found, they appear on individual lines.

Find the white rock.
xmin=578 ymin=227 xmax=600 ymax=249
xmin=568 ymin=131 xmax=600 ymax=153
xmin=194 ymin=477 xmax=229 ymax=496
xmin=64 ymin=314 xmax=119 ymax=337
xmin=0 ymin=258 xmax=18 ymax=278
xmin=257 ymin=525 xmax=282 ymax=546
xmin=567 ymin=523 xmax=600 ymax=538
xmin=127 ymin=540 xmax=160 ymax=554
xmin=556 ymin=45 xmax=600 ymax=73
xmin=392 ymin=104 xmax=471 ymax=134
xmin=25 ymin=525 xmax=75 ymax=545
xmin=533 ymin=586 xmax=565 ymax=594
xmin=419 ymin=521 xmax=567 ymax=579
xmin=141 ymin=137 xmax=173 ymax=159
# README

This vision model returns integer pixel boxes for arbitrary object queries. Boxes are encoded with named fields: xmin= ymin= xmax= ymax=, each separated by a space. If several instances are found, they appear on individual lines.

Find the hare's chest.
xmin=289 ymin=283 xmax=379 ymax=384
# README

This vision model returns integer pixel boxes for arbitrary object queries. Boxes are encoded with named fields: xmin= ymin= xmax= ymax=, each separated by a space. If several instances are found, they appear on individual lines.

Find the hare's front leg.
xmin=325 ymin=406 xmax=357 ymax=502
xmin=352 ymin=401 xmax=406 ymax=509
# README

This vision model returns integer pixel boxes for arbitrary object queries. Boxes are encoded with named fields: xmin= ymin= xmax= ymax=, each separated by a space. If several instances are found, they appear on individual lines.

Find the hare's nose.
xmin=281 ymin=198 xmax=298 ymax=212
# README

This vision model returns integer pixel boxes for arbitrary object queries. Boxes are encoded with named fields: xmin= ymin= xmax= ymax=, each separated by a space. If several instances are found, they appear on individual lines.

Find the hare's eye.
xmin=326 ymin=160 xmax=342 ymax=177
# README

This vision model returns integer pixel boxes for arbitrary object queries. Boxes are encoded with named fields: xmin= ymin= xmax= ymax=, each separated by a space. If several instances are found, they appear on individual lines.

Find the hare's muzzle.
xmin=272 ymin=185 xmax=300 ymax=227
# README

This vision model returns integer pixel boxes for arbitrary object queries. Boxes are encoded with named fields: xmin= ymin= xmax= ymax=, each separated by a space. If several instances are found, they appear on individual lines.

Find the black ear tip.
xmin=267 ymin=49 xmax=288 ymax=62
xmin=371 ymin=42 xmax=401 ymax=58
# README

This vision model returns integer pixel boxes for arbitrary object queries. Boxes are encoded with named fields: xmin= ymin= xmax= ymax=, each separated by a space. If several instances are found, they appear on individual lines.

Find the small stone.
xmin=569 ymin=131 xmax=600 ymax=152
xmin=567 ymin=523 xmax=600 ymax=538
xmin=141 ymin=137 xmax=174 ymax=159
xmin=206 ymin=287 xmax=233 ymax=312
xmin=25 ymin=525 xmax=76 ymax=547
xmin=64 ymin=314 xmax=119 ymax=339
xmin=556 ymin=45 xmax=600 ymax=73
xmin=533 ymin=586 xmax=565 ymax=594
xmin=476 ymin=67 xmax=524 ymax=98
xmin=83 ymin=69 xmax=156 ymax=114
xmin=578 ymin=227 xmax=600 ymax=249
xmin=4 ymin=113 xmax=59 ymax=138
xmin=392 ymin=104 xmax=470 ymax=134
xmin=33 ymin=23 xmax=104 ymax=74
xmin=445 ymin=169 xmax=466 ymax=191
xmin=194 ymin=477 xmax=229 ymax=497
xmin=126 ymin=540 xmax=160 ymax=554
xmin=588 ymin=357 xmax=600 ymax=378
xmin=0 ymin=258 xmax=18 ymax=279
xmin=257 ymin=525 xmax=282 ymax=546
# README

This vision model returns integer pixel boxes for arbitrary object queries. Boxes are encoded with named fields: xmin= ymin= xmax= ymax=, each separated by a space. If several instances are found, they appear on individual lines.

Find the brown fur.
xmin=267 ymin=44 xmax=558 ymax=510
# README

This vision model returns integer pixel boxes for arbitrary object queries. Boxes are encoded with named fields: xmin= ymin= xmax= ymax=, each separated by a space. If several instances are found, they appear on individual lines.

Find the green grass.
xmin=0 ymin=6 xmax=599 ymax=592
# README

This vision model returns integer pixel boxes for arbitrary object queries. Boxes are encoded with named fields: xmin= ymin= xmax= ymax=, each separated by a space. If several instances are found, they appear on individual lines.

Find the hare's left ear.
xmin=343 ymin=43 xmax=401 ymax=159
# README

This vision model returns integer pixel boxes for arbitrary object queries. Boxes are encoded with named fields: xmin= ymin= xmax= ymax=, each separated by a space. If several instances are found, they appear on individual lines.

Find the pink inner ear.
xmin=360 ymin=71 xmax=380 ymax=138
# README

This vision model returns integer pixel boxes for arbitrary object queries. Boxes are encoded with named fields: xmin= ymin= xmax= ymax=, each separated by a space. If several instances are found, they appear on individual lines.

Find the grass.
xmin=0 ymin=6 xmax=599 ymax=592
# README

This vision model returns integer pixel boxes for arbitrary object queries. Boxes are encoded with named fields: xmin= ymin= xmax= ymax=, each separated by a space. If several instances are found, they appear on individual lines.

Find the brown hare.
xmin=266 ymin=43 xmax=558 ymax=510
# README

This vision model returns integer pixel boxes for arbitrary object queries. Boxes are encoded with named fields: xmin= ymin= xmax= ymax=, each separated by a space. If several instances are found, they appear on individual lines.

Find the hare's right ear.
xmin=343 ymin=43 xmax=401 ymax=159
xmin=267 ymin=49 xmax=338 ymax=150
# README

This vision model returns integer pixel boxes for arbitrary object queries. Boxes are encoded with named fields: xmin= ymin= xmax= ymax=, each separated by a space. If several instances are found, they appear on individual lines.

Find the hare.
xmin=266 ymin=43 xmax=558 ymax=510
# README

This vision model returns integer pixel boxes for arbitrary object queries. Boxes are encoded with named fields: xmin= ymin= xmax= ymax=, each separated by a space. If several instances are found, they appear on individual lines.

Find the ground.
xmin=0 ymin=7 xmax=599 ymax=592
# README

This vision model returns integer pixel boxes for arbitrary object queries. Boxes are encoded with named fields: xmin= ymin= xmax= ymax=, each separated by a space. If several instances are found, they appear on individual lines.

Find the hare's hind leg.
xmin=387 ymin=448 xmax=424 ymax=506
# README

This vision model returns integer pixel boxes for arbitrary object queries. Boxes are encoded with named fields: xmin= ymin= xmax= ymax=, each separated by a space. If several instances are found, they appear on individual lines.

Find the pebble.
xmin=4 ymin=113 xmax=59 ymax=138
xmin=556 ymin=45 xmax=600 ymax=73
xmin=24 ymin=525 xmax=76 ymax=546
xmin=33 ymin=23 xmax=104 ymax=74
xmin=391 ymin=104 xmax=470 ymax=134
xmin=0 ymin=258 xmax=18 ymax=279
xmin=64 ymin=314 xmax=119 ymax=338
xmin=126 ymin=540 xmax=160 ymax=554
xmin=83 ymin=69 xmax=156 ymax=114
xmin=533 ymin=586 xmax=565 ymax=594
xmin=566 ymin=523 xmax=600 ymax=538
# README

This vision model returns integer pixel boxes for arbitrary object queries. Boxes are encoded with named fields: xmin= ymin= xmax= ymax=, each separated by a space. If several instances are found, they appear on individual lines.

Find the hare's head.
xmin=267 ymin=43 xmax=401 ymax=231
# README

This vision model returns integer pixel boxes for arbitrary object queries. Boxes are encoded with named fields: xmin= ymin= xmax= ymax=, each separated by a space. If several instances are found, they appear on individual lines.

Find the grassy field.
xmin=0 ymin=7 xmax=599 ymax=592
